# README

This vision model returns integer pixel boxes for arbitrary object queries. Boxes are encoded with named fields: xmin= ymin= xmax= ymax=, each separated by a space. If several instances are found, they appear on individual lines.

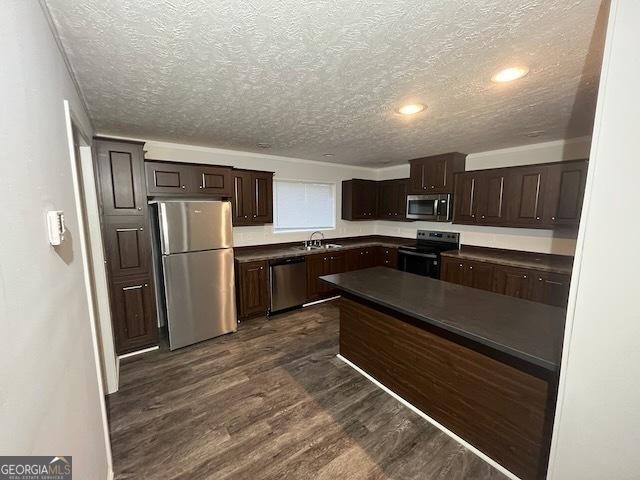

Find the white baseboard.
xmin=303 ymin=295 xmax=341 ymax=307
xmin=336 ymin=354 xmax=521 ymax=480
xmin=118 ymin=345 xmax=159 ymax=360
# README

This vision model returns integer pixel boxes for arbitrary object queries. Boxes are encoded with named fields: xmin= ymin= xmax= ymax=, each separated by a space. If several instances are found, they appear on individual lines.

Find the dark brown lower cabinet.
xmin=111 ymin=276 xmax=158 ymax=354
xmin=380 ymin=247 xmax=398 ymax=268
xmin=237 ymin=260 xmax=269 ymax=319
xmin=441 ymin=258 xmax=494 ymax=292
xmin=530 ymin=272 xmax=571 ymax=307
xmin=492 ymin=265 xmax=534 ymax=300
xmin=306 ymin=252 xmax=346 ymax=301
xmin=442 ymin=256 xmax=571 ymax=307
xmin=346 ymin=247 xmax=377 ymax=270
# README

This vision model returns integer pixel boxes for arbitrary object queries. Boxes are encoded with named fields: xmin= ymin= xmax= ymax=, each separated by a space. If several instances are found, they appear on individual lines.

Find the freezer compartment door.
xmin=163 ymin=248 xmax=237 ymax=350
xmin=159 ymin=200 xmax=232 ymax=254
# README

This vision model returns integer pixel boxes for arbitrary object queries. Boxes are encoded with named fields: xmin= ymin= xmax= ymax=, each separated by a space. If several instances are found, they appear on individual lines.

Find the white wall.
xmin=144 ymin=141 xmax=379 ymax=246
xmin=548 ymin=1 xmax=640 ymax=478
xmin=375 ymin=137 xmax=592 ymax=255
xmin=0 ymin=2 xmax=110 ymax=479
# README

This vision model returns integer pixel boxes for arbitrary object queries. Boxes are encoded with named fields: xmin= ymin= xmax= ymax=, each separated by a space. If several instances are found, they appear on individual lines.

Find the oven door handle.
xmin=398 ymin=250 xmax=437 ymax=259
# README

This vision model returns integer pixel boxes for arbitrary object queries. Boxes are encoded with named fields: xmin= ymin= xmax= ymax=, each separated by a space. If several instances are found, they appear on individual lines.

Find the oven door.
xmin=398 ymin=250 xmax=441 ymax=278
xmin=406 ymin=194 xmax=451 ymax=221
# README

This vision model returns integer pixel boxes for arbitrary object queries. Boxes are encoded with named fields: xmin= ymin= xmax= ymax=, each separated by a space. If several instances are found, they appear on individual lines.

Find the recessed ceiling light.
xmin=397 ymin=103 xmax=426 ymax=115
xmin=256 ymin=142 xmax=271 ymax=149
xmin=491 ymin=66 xmax=529 ymax=83
xmin=323 ymin=153 xmax=334 ymax=157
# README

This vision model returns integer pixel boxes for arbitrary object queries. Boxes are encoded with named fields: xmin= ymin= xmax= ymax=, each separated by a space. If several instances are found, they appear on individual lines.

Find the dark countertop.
xmin=234 ymin=235 xmax=415 ymax=263
xmin=321 ymin=267 xmax=566 ymax=371
xmin=441 ymin=245 xmax=574 ymax=275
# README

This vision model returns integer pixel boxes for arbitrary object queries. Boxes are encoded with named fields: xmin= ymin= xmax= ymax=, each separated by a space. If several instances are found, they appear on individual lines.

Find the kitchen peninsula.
xmin=321 ymin=267 xmax=566 ymax=480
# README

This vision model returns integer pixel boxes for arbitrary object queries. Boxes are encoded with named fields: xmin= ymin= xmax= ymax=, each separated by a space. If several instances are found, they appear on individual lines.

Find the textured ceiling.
xmin=44 ymin=0 xmax=606 ymax=166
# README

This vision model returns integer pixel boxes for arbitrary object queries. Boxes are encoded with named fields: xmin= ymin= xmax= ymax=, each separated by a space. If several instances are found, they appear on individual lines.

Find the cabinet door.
xmin=453 ymin=173 xmax=478 ymax=224
xmin=96 ymin=141 xmax=146 ymax=216
xmin=463 ymin=261 xmax=494 ymax=291
xmin=409 ymin=160 xmax=426 ymax=193
xmin=441 ymin=257 xmax=465 ymax=284
xmin=145 ymin=161 xmax=192 ymax=195
xmin=544 ymin=161 xmax=588 ymax=228
xmin=252 ymin=171 xmax=273 ymax=223
xmin=238 ymin=260 xmax=269 ymax=317
xmin=103 ymin=217 xmax=150 ymax=278
xmin=424 ymin=156 xmax=448 ymax=192
xmin=111 ymin=276 xmax=158 ymax=354
xmin=354 ymin=180 xmax=378 ymax=218
xmin=492 ymin=266 xmax=533 ymax=299
xmin=395 ymin=180 xmax=409 ymax=219
xmin=306 ymin=254 xmax=326 ymax=300
xmin=232 ymin=171 xmax=253 ymax=225
xmin=377 ymin=181 xmax=395 ymax=219
xmin=194 ymin=165 xmax=233 ymax=196
xmin=531 ymin=272 xmax=571 ymax=307
xmin=506 ymin=166 xmax=547 ymax=226
xmin=476 ymin=172 xmax=507 ymax=225
xmin=380 ymin=247 xmax=398 ymax=268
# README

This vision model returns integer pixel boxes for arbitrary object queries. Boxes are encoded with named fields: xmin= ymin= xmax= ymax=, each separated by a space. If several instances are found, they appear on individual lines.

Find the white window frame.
xmin=272 ymin=178 xmax=337 ymax=234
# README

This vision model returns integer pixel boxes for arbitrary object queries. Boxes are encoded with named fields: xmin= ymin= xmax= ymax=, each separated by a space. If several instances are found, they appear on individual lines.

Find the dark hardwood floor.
xmin=108 ymin=302 xmax=508 ymax=480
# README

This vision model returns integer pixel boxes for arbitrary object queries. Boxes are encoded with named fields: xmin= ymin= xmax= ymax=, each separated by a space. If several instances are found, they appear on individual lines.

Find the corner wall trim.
xmin=335 ymin=354 xmax=521 ymax=480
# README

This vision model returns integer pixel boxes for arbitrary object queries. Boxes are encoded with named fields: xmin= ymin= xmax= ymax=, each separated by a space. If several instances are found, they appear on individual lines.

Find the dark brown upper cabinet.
xmin=377 ymin=179 xmax=410 ymax=220
xmin=506 ymin=164 xmax=548 ymax=227
xmin=408 ymin=153 xmax=466 ymax=194
xmin=544 ymin=160 xmax=588 ymax=228
xmin=452 ymin=159 xmax=588 ymax=230
xmin=145 ymin=161 xmax=192 ymax=195
xmin=342 ymin=179 xmax=378 ymax=220
xmin=96 ymin=139 xmax=146 ymax=216
xmin=231 ymin=169 xmax=274 ymax=226
xmin=193 ymin=165 xmax=233 ymax=196
xmin=145 ymin=160 xmax=233 ymax=197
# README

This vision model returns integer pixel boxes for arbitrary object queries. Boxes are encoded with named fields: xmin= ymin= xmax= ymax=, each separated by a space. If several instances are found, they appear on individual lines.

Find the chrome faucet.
xmin=307 ymin=231 xmax=325 ymax=248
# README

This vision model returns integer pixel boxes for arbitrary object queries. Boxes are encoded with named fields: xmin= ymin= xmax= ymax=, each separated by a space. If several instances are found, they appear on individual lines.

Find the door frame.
xmin=63 ymin=100 xmax=114 ymax=477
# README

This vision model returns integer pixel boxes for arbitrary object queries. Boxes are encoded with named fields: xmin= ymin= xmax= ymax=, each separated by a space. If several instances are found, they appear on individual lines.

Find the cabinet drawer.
xmin=103 ymin=216 xmax=151 ymax=278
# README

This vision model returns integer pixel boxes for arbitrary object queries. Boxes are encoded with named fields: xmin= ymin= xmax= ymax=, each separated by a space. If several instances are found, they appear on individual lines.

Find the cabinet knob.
xmin=539 ymin=277 xmax=543 ymax=281
xmin=253 ymin=215 xmax=257 ymax=218
xmin=536 ymin=216 xmax=540 ymax=220
xmin=260 ymin=266 xmax=263 ymax=270
xmin=471 ymin=214 xmax=475 ymax=218
xmin=143 ymin=283 xmax=148 ymax=287
xmin=552 ymin=216 xmax=556 ymax=220
xmin=139 ymin=227 xmax=143 ymax=231
xmin=199 ymin=185 xmax=203 ymax=189
xmin=481 ymin=215 xmax=485 ymax=219
xmin=423 ymin=186 xmax=427 ymax=190
xmin=181 ymin=185 xmax=186 ymax=189
xmin=431 ymin=185 xmax=435 ymax=188
xmin=324 ymin=257 xmax=327 ymax=261
xmin=459 ymin=263 xmax=463 ymax=267
xmin=137 ymin=207 xmax=142 ymax=211
xmin=523 ymin=275 xmax=528 ymax=279
xmin=469 ymin=266 xmax=473 ymax=270
xmin=244 ymin=215 xmax=248 ymax=218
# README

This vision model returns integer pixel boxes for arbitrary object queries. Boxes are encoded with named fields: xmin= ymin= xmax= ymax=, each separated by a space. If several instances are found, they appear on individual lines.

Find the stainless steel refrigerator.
xmin=157 ymin=200 xmax=237 ymax=350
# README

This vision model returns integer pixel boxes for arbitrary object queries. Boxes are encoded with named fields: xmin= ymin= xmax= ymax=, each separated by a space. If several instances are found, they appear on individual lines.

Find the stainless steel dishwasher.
xmin=270 ymin=257 xmax=307 ymax=313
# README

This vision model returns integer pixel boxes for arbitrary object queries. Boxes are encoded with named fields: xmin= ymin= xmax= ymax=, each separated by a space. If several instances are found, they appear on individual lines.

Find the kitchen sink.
xmin=291 ymin=243 xmax=343 ymax=251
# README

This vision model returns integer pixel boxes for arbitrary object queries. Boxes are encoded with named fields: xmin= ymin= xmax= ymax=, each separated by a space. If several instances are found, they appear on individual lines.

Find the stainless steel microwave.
xmin=406 ymin=194 xmax=451 ymax=221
